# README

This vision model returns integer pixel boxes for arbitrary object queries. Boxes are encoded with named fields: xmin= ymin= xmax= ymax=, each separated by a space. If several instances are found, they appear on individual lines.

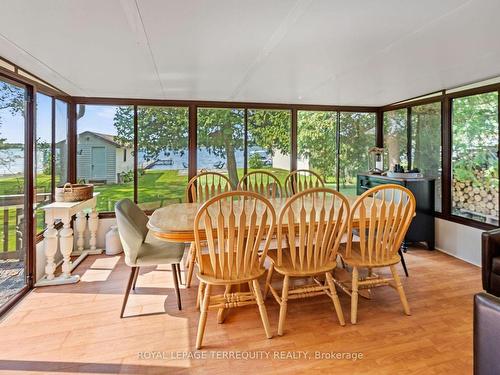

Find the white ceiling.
xmin=0 ymin=0 xmax=499 ymax=106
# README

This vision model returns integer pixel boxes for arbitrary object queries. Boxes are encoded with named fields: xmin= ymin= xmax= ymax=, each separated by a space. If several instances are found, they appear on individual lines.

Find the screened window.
xmin=247 ymin=109 xmax=291 ymax=187
xmin=411 ymin=102 xmax=442 ymax=211
xmin=197 ymin=108 xmax=244 ymax=189
xmin=383 ymin=109 xmax=408 ymax=170
xmin=76 ymin=105 xmax=134 ymax=211
xmin=35 ymin=93 xmax=52 ymax=231
xmin=138 ymin=106 xmax=188 ymax=208
xmin=451 ymin=92 xmax=498 ymax=224
xmin=55 ymin=99 xmax=68 ymax=186
xmin=297 ymin=111 xmax=337 ymax=189
xmin=0 ymin=78 xmax=27 ymax=306
xmin=339 ymin=112 xmax=376 ymax=195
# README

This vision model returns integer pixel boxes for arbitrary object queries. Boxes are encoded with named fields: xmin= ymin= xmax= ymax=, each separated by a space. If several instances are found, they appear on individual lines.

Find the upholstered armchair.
xmin=481 ymin=228 xmax=500 ymax=297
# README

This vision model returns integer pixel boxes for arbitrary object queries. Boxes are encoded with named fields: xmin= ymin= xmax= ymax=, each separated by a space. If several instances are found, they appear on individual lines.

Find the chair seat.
xmin=338 ymin=242 xmax=400 ymax=267
xmin=196 ymin=253 xmax=266 ymax=285
xmin=266 ymin=249 xmax=338 ymax=276
xmin=134 ymin=232 xmax=185 ymax=266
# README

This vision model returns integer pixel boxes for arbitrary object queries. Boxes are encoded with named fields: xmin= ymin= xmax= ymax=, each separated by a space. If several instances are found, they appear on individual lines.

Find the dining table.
xmin=147 ymin=195 xmax=370 ymax=242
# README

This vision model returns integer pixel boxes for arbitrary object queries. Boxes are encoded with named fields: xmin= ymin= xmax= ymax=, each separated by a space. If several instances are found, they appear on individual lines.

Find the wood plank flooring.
xmin=0 ymin=247 xmax=480 ymax=374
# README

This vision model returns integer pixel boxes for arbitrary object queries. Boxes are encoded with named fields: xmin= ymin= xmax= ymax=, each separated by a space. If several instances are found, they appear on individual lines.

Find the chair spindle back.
xmin=237 ymin=170 xmax=283 ymax=198
xmin=277 ymin=188 xmax=349 ymax=272
xmin=285 ymin=169 xmax=325 ymax=196
xmin=194 ymin=191 xmax=276 ymax=281
xmin=186 ymin=171 xmax=232 ymax=203
xmin=346 ymin=184 xmax=416 ymax=265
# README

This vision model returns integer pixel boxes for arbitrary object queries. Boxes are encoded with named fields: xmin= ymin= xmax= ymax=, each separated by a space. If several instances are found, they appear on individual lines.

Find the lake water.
xmin=0 ymin=147 xmax=263 ymax=176
xmin=0 ymin=148 xmax=25 ymax=176
xmin=0 ymin=148 xmax=50 ymax=176
xmin=139 ymin=148 xmax=267 ymax=170
xmin=139 ymin=148 xmax=244 ymax=170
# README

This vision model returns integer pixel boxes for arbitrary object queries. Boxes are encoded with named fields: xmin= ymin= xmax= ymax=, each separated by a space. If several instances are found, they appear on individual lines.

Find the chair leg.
xmin=252 ymin=279 xmax=272 ymax=339
xmin=176 ymin=262 xmax=183 ymax=285
xmin=325 ymin=272 xmax=345 ymax=326
xmin=398 ymin=248 xmax=409 ymax=277
xmin=186 ymin=242 xmax=196 ymax=288
xmin=390 ymin=264 xmax=411 ymax=315
xmin=132 ymin=266 xmax=140 ymax=290
xmin=278 ymin=275 xmax=290 ymax=336
xmin=351 ymin=267 xmax=359 ymax=324
xmin=196 ymin=283 xmax=212 ymax=350
xmin=340 ymin=257 xmax=346 ymax=269
xmin=264 ymin=263 xmax=274 ymax=299
xmin=196 ymin=282 xmax=205 ymax=311
xmin=171 ymin=264 xmax=182 ymax=310
xmin=217 ymin=284 xmax=232 ymax=324
xmin=120 ymin=267 xmax=137 ymax=318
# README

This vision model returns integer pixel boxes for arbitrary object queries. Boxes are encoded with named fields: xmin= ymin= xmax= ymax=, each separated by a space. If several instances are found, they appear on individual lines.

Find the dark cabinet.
xmin=356 ymin=173 xmax=435 ymax=250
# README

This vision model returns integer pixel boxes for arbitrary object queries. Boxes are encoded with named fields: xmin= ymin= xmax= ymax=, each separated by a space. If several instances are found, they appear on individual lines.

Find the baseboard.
xmin=434 ymin=246 xmax=480 ymax=268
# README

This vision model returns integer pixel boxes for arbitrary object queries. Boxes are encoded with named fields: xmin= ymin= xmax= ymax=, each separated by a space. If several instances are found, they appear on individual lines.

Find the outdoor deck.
xmin=0 ymin=259 xmax=24 ymax=307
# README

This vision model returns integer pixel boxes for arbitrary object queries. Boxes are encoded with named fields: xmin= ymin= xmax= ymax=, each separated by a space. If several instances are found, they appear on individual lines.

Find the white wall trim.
xmin=434 ymin=246 xmax=480 ymax=268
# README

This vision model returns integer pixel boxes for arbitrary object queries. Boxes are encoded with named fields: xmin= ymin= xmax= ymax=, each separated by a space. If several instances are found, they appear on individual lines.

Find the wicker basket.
xmin=55 ymin=183 xmax=94 ymax=202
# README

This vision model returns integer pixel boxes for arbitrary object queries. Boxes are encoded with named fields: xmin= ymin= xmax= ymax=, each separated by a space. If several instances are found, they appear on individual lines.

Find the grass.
xmin=0 ymin=174 xmax=52 ymax=251
xmin=94 ymin=168 xmax=290 ymax=211
xmin=94 ymin=168 xmax=357 ymax=212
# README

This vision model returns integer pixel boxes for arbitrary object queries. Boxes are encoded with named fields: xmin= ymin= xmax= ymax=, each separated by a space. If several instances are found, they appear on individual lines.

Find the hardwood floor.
xmin=0 ymin=247 xmax=480 ymax=374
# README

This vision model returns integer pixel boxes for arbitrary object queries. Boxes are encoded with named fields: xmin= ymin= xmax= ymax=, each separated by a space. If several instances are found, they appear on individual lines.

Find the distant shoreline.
xmin=0 ymin=144 xmax=23 ymax=150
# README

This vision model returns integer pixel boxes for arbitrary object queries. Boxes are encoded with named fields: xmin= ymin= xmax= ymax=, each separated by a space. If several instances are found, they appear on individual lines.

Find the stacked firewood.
xmin=452 ymin=179 xmax=499 ymax=217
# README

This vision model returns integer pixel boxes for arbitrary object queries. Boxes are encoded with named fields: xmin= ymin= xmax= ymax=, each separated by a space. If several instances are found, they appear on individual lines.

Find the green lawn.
xmin=94 ymin=168 xmax=291 ymax=211
xmin=94 ymin=168 xmax=357 ymax=212
xmin=0 ymin=174 xmax=51 ymax=251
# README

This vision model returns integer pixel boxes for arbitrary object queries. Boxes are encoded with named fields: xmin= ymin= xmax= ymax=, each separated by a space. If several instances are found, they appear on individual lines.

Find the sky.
xmin=0 ymin=95 xmax=118 ymax=145
xmin=77 ymin=105 xmax=119 ymax=135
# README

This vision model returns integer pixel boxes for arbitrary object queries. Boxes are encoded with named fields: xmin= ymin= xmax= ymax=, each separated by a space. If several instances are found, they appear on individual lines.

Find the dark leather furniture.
xmin=481 ymin=228 xmax=500 ymax=297
xmin=474 ymin=293 xmax=500 ymax=375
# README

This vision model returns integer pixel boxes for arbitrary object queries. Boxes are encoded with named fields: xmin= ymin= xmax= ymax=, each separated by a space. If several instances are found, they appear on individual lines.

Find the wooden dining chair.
xmin=184 ymin=171 xmax=232 ymax=288
xmin=237 ymin=170 xmax=283 ymax=198
xmin=186 ymin=171 xmax=232 ymax=203
xmin=265 ymin=188 xmax=349 ymax=335
xmin=284 ymin=169 xmax=325 ymax=196
xmin=193 ymin=191 xmax=276 ymax=349
xmin=338 ymin=184 xmax=416 ymax=324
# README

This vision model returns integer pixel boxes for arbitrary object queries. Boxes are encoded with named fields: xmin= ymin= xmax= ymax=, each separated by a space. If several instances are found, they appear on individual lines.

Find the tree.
xmin=297 ymin=111 xmax=377 ymax=188
xmin=0 ymin=84 xmax=86 ymax=192
xmin=0 ymin=81 xmax=24 ymax=146
xmin=197 ymin=108 xmax=245 ymax=186
xmin=297 ymin=111 xmax=336 ymax=180
xmin=114 ymin=107 xmax=292 ymax=188
xmin=383 ymin=109 xmax=407 ymax=169
xmin=0 ymin=82 xmax=25 ymax=192
xmin=411 ymin=102 xmax=441 ymax=177
xmin=451 ymin=92 xmax=498 ymax=187
xmin=114 ymin=107 xmax=378 ymax=190
xmin=339 ymin=112 xmax=376 ymax=187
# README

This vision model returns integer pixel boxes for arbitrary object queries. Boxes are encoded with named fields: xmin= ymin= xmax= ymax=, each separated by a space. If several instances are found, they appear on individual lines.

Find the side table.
xmin=35 ymin=193 xmax=103 ymax=287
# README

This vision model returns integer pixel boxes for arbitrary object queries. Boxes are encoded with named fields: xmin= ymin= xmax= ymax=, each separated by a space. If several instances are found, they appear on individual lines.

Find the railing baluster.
xmin=3 ymin=208 xmax=8 ymax=252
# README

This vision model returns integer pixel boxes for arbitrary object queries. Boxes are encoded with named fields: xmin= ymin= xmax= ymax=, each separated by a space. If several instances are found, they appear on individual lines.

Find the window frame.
xmin=381 ymin=87 xmax=500 ymax=230
xmin=448 ymin=90 xmax=499 ymax=228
